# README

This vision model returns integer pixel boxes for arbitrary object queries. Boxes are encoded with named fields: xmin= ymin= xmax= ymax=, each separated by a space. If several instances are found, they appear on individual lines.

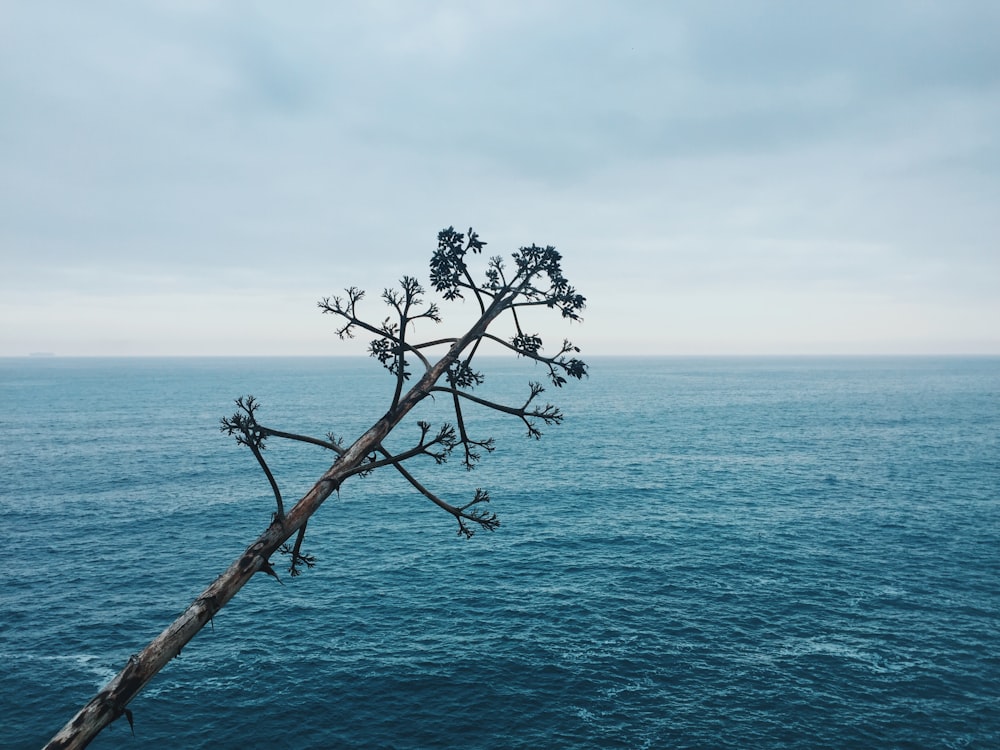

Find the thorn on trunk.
xmin=259 ymin=559 xmax=283 ymax=585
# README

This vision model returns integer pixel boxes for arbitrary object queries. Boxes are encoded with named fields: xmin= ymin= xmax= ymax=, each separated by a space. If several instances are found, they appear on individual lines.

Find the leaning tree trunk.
xmin=45 ymin=313 xmax=500 ymax=749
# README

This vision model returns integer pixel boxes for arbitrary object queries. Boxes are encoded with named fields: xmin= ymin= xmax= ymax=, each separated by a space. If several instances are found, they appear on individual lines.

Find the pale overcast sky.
xmin=2 ymin=1 xmax=998 ymax=356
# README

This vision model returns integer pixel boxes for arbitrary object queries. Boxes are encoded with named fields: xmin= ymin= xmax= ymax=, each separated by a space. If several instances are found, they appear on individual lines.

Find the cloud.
xmin=1 ymin=1 xmax=998 ymax=355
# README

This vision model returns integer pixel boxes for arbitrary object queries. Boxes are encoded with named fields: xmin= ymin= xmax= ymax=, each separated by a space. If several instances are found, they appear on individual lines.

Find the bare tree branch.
xmin=220 ymin=396 xmax=285 ymax=518
xmin=46 ymin=225 xmax=586 ymax=749
xmin=430 ymin=381 xmax=563 ymax=439
xmin=376 ymin=444 xmax=498 ymax=538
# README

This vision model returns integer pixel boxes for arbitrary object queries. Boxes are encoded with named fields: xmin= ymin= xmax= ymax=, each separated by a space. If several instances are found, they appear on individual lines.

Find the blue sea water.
xmin=2 ymin=356 xmax=999 ymax=749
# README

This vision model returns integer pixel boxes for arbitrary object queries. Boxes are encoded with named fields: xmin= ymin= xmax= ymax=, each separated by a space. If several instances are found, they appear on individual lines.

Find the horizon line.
xmin=6 ymin=352 xmax=1000 ymax=360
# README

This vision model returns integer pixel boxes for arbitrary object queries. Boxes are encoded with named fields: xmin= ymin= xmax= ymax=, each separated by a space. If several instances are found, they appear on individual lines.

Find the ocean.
xmin=2 ymin=356 xmax=998 ymax=749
